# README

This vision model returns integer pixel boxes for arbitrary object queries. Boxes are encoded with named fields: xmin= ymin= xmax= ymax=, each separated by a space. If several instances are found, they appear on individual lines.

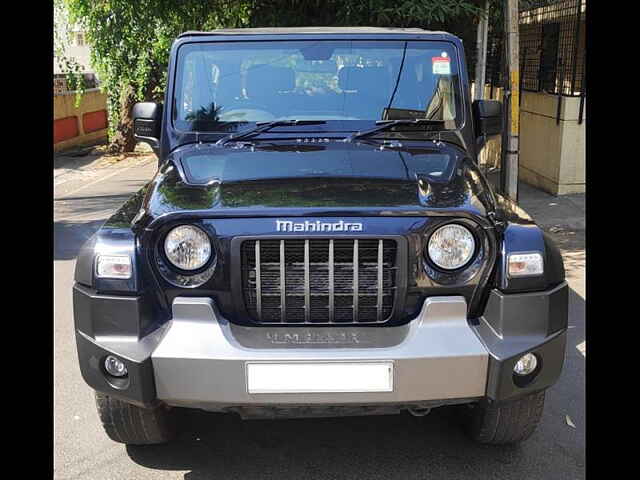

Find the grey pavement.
xmin=519 ymin=182 xmax=585 ymax=232
xmin=54 ymin=156 xmax=585 ymax=480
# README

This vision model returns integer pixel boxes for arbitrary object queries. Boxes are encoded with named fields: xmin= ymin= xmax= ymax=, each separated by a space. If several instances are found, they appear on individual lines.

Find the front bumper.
xmin=74 ymin=282 xmax=568 ymax=410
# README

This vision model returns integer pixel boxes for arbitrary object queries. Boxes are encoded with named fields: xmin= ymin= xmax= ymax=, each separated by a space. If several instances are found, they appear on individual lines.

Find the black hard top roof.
xmin=178 ymin=26 xmax=455 ymax=38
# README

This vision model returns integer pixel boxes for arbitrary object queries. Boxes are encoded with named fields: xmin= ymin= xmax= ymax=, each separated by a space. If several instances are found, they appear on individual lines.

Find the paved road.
xmin=54 ymin=157 xmax=585 ymax=480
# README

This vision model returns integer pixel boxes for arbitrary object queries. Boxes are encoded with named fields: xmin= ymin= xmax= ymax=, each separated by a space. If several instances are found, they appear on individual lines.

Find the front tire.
xmin=95 ymin=392 xmax=176 ymax=445
xmin=466 ymin=390 xmax=545 ymax=444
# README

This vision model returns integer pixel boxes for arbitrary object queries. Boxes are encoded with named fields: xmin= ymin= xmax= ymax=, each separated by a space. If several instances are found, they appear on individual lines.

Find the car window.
xmin=173 ymin=40 xmax=463 ymax=131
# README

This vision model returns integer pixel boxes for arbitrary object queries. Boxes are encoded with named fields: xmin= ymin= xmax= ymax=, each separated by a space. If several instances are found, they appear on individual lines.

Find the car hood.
xmin=137 ymin=140 xmax=496 ymax=229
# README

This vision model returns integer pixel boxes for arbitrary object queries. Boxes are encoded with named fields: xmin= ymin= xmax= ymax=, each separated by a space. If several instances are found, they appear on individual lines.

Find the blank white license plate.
xmin=246 ymin=362 xmax=394 ymax=394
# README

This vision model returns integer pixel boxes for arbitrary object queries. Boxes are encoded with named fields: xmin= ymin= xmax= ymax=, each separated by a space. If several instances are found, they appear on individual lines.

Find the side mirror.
xmin=132 ymin=102 xmax=162 ymax=149
xmin=472 ymin=100 xmax=502 ymax=147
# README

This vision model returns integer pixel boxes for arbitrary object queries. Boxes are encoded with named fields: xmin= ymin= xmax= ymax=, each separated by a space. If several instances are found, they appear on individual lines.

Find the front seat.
xmin=338 ymin=66 xmax=392 ymax=119
xmin=244 ymin=65 xmax=296 ymax=117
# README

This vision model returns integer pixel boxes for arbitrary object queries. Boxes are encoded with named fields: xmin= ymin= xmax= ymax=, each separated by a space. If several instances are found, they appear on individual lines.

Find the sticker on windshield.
xmin=432 ymin=56 xmax=451 ymax=75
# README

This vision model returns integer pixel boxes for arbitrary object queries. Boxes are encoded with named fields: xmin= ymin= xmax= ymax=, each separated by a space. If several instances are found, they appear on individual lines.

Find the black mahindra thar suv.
xmin=74 ymin=27 xmax=568 ymax=446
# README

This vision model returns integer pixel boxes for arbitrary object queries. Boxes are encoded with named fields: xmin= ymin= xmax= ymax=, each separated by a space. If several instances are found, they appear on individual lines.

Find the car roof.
xmin=178 ymin=26 xmax=456 ymax=38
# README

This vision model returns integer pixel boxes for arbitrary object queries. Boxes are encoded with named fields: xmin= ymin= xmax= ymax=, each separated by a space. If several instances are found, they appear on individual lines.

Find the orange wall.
xmin=82 ymin=110 xmax=108 ymax=133
xmin=54 ymin=116 xmax=79 ymax=143
xmin=54 ymin=89 xmax=108 ymax=152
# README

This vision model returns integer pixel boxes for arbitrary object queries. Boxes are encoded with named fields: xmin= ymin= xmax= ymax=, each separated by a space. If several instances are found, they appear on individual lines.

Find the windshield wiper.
xmin=216 ymin=120 xmax=327 ymax=146
xmin=344 ymin=119 xmax=445 ymax=143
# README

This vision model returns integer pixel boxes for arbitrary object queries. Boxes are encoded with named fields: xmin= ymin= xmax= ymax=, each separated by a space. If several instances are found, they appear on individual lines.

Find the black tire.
xmin=95 ymin=392 xmax=176 ymax=445
xmin=466 ymin=390 xmax=545 ymax=445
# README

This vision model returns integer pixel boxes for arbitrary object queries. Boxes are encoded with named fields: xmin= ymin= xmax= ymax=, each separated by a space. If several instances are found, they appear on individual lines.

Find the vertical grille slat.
xmin=280 ymin=239 xmax=286 ymax=323
xmin=353 ymin=239 xmax=359 ymax=322
xmin=255 ymin=240 xmax=262 ymax=321
xmin=329 ymin=239 xmax=334 ymax=323
xmin=304 ymin=239 xmax=310 ymax=323
xmin=242 ymin=237 xmax=397 ymax=325
xmin=377 ymin=239 xmax=383 ymax=322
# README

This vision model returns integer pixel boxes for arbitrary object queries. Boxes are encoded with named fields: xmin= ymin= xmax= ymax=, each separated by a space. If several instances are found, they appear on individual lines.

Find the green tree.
xmin=54 ymin=0 xmax=87 ymax=102
xmin=64 ymin=0 xmax=484 ymax=153
xmin=64 ymin=0 xmax=251 ymax=152
xmin=250 ymin=0 xmax=482 ymax=27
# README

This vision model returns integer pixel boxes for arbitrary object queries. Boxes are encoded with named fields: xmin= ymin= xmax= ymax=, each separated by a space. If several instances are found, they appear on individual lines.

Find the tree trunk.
xmin=108 ymin=86 xmax=137 ymax=153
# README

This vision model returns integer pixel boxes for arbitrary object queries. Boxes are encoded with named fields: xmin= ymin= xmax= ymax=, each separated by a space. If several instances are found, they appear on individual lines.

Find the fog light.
xmin=514 ymin=353 xmax=538 ymax=376
xmin=104 ymin=356 xmax=128 ymax=377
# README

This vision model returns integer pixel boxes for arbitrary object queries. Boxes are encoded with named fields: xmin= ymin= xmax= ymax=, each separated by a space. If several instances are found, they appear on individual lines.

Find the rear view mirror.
xmin=132 ymin=102 xmax=162 ymax=148
xmin=300 ymin=44 xmax=335 ymax=61
xmin=472 ymin=100 xmax=502 ymax=138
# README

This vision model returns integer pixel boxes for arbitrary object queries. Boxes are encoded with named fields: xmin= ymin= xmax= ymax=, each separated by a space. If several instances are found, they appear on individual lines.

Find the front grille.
xmin=241 ymin=238 xmax=397 ymax=324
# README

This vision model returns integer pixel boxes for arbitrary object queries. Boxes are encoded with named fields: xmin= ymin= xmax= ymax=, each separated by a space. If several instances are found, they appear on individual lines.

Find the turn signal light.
xmin=96 ymin=255 xmax=132 ymax=279
xmin=507 ymin=252 xmax=543 ymax=277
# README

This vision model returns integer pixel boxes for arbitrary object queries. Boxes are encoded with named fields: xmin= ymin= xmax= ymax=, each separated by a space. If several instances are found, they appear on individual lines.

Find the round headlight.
xmin=164 ymin=225 xmax=212 ymax=271
xmin=427 ymin=224 xmax=476 ymax=270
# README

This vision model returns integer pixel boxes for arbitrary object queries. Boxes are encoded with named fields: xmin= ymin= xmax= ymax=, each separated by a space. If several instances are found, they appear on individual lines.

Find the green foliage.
xmin=54 ymin=0 xmax=86 ymax=107
xmin=64 ymin=0 xmax=485 ymax=152
xmin=250 ymin=0 xmax=482 ymax=27
xmin=64 ymin=0 xmax=251 ymax=150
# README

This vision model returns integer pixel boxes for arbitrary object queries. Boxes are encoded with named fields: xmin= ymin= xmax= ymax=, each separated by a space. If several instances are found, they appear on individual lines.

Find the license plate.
xmin=246 ymin=362 xmax=394 ymax=394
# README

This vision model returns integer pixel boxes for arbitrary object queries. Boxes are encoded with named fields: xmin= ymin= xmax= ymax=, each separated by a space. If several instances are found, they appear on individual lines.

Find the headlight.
xmin=164 ymin=225 xmax=212 ymax=271
xmin=427 ymin=224 xmax=476 ymax=270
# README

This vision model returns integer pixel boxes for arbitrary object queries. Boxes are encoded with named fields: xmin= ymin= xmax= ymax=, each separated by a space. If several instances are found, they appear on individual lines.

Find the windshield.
xmin=172 ymin=40 xmax=463 ymax=132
